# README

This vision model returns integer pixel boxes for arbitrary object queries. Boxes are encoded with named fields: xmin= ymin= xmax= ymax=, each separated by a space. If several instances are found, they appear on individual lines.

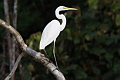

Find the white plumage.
xmin=40 ymin=20 xmax=60 ymax=49
xmin=39 ymin=6 xmax=77 ymax=67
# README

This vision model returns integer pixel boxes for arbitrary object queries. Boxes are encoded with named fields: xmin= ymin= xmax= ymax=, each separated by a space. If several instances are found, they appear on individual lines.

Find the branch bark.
xmin=0 ymin=19 xmax=65 ymax=80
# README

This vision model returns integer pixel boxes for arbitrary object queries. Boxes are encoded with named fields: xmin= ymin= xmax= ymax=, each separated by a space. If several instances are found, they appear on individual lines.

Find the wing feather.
xmin=39 ymin=20 xmax=61 ymax=49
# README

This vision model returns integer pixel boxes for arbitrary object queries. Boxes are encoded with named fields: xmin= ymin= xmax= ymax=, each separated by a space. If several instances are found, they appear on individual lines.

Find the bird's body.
xmin=39 ymin=6 xmax=77 ymax=68
xmin=40 ymin=20 xmax=60 ymax=49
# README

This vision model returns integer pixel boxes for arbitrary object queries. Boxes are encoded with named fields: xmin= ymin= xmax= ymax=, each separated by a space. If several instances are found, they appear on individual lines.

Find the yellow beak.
xmin=65 ymin=7 xmax=78 ymax=10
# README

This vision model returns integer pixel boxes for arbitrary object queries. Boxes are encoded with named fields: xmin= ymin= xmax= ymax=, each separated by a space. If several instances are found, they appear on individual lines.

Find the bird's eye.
xmin=63 ymin=7 xmax=67 ymax=9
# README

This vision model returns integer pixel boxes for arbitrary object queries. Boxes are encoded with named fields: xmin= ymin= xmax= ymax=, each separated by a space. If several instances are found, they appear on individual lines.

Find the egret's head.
xmin=55 ymin=6 xmax=77 ymax=19
xmin=58 ymin=6 xmax=77 ymax=11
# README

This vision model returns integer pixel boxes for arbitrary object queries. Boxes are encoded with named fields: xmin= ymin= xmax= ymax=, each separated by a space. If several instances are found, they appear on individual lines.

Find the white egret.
xmin=39 ymin=6 xmax=77 ymax=68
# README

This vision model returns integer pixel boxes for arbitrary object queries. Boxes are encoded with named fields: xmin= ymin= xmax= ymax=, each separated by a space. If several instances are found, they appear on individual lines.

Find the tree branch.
xmin=0 ymin=19 xmax=65 ymax=80
xmin=3 ymin=0 xmax=15 ymax=80
xmin=1 ymin=39 xmax=6 ymax=80
xmin=12 ymin=0 xmax=18 ymax=79
xmin=4 ymin=52 xmax=24 ymax=80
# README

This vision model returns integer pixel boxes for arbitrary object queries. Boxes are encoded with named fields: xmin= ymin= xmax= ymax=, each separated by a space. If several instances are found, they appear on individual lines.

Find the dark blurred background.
xmin=0 ymin=0 xmax=120 ymax=80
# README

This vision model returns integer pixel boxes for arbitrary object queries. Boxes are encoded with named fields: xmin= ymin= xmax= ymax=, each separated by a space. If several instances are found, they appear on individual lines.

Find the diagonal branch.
xmin=5 ymin=52 xmax=24 ymax=80
xmin=0 ymin=19 xmax=65 ymax=80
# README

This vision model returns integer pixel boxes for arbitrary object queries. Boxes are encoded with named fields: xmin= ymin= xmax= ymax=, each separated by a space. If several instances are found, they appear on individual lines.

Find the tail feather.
xmin=39 ymin=41 xmax=45 ymax=50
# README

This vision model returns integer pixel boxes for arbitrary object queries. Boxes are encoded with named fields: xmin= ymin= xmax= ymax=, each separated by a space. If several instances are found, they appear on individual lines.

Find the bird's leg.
xmin=43 ymin=49 xmax=49 ymax=58
xmin=43 ymin=49 xmax=52 ymax=74
xmin=53 ymin=40 xmax=59 ymax=69
xmin=43 ymin=49 xmax=53 ymax=63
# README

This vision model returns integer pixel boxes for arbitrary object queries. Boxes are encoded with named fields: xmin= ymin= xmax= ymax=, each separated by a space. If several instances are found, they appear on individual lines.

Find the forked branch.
xmin=0 ymin=19 xmax=65 ymax=80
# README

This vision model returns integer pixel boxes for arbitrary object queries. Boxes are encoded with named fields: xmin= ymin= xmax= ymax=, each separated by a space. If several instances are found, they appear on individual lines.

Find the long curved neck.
xmin=55 ymin=8 xmax=66 ymax=31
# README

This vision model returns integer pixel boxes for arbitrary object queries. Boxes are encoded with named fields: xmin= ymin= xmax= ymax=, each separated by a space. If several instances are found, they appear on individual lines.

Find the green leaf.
xmin=66 ymin=64 xmax=78 ymax=70
xmin=65 ymin=28 xmax=72 ymax=40
xmin=22 ymin=70 xmax=32 ymax=80
xmin=90 ymin=47 xmax=106 ymax=54
xmin=115 ymin=77 xmax=120 ymax=80
xmin=92 ymin=67 xmax=101 ymax=75
xmin=111 ymin=0 xmax=120 ymax=12
xmin=28 ymin=63 xmax=35 ymax=72
xmin=116 ymin=14 xmax=120 ymax=26
xmin=102 ymin=71 xmax=114 ymax=80
xmin=88 ymin=0 xmax=99 ymax=9
xmin=104 ymin=53 xmax=113 ymax=62
xmin=113 ymin=62 xmax=120 ymax=73
xmin=74 ymin=67 xmax=88 ymax=79
xmin=85 ymin=34 xmax=91 ymax=41
xmin=74 ymin=37 xmax=80 ymax=44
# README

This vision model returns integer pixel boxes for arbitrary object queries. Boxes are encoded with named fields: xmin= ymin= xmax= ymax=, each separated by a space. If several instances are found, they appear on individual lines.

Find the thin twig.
xmin=4 ymin=52 xmax=24 ymax=80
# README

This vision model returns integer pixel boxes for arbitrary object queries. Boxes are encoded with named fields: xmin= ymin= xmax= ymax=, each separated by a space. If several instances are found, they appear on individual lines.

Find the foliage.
xmin=1 ymin=0 xmax=120 ymax=80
